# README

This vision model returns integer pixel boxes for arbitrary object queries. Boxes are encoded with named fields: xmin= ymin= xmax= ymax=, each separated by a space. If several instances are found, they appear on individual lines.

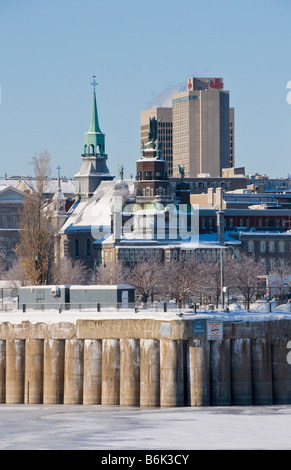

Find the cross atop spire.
xmin=88 ymin=77 xmax=102 ymax=134
xmin=91 ymin=75 xmax=98 ymax=93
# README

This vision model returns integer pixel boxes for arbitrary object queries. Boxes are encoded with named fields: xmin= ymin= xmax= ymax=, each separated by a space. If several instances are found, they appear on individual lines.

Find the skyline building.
xmin=141 ymin=77 xmax=234 ymax=179
xmin=172 ymin=77 xmax=234 ymax=178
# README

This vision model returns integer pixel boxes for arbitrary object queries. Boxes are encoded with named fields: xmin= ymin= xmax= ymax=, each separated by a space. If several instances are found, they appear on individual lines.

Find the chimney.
xmin=207 ymin=187 xmax=214 ymax=206
xmin=216 ymin=187 xmax=223 ymax=209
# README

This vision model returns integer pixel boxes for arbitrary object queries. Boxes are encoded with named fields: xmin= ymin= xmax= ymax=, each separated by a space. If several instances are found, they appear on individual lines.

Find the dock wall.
xmin=0 ymin=318 xmax=291 ymax=406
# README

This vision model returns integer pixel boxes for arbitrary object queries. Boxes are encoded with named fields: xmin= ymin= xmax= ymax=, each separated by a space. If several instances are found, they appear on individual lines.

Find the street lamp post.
xmin=220 ymin=245 xmax=237 ymax=310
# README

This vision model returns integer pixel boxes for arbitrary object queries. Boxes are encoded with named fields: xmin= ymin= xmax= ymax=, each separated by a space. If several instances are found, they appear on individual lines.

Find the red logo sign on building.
xmin=187 ymin=78 xmax=193 ymax=90
xmin=209 ymin=78 xmax=223 ymax=89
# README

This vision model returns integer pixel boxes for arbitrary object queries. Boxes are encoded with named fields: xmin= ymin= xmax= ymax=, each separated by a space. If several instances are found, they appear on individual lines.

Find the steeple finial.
xmin=91 ymin=75 xmax=98 ymax=93
xmin=88 ymin=76 xmax=101 ymax=134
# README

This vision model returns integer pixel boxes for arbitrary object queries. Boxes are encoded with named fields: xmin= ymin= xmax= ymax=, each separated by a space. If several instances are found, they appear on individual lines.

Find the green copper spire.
xmin=88 ymin=90 xmax=101 ymax=133
xmin=83 ymin=77 xmax=105 ymax=156
xmin=88 ymin=77 xmax=102 ymax=133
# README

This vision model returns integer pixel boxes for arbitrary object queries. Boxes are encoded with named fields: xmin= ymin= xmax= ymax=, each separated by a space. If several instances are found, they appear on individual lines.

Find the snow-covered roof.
xmin=60 ymin=179 xmax=135 ymax=234
xmin=17 ymin=179 xmax=75 ymax=195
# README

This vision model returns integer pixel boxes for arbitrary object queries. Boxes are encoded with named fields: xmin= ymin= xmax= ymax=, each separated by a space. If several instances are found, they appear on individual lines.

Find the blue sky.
xmin=0 ymin=0 xmax=291 ymax=180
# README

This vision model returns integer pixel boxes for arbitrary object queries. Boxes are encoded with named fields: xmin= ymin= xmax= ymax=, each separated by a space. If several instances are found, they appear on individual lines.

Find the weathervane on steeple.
xmin=91 ymin=75 xmax=98 ymax=93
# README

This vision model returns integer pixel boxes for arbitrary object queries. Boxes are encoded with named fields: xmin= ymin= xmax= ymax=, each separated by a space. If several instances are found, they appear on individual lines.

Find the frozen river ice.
xmin=0 ymin=404 xmax=291 ymax=451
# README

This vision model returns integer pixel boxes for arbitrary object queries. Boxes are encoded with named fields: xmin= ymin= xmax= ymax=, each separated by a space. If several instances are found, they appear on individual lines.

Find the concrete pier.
xmin=0 ymin=317 xmax=290 ymax=406
xmin=0 ymin=340 xmax=6 ymax=403
xmin=63 ymin=339 xmax=84 ymax=404
xmin=101 ymin=339 xmax=120 ymax=405
xmin=140 ymin=339 xmax=160 ymax=407
xmin=43 ymin=339 xmax=65 ymax=404
xmin=6 ymin=339 xmax=25 ymax=404
xmin=186 ymin=338 xmax=210 ymax=406
xmin=231 ymin=338 xmax=252 ymax=405
xmin=83 ymin=339 xmax=102 ymax=405
xmin=160 ymin=339 xmax=184 ymax=407
xmin=271 ymin=338 xmax=291 ymax=404
xmin=24 ymin=339 xmax=44 ymax=404
xmin=120 ymin=339 xmax=140 ymax=406
xmin=210 ymin=339 xmax=231 ymax=406
xmin=251 ymin=338 xmax=273 ymax=405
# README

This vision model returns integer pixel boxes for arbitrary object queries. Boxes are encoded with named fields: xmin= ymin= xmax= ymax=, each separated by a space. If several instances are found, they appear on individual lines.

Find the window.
xmin=145 ymin=171 xmax=152 ymax=180
xmin=278 ymin=241 xmax=285 ymax=253
xmin=260 ymin=258 xmax=265 ymax=268
xmin=269 ymin=241 xmax=275 ymax=253
xmin=259 ymin=241 xmax=265 ymax=253
xmin=248 ymin=241 xmax=254 ymax=253
xmin=74 ymin=239 xmax=80 ymax=258
xmin=86 ymin=238 xmax=91 ymax=257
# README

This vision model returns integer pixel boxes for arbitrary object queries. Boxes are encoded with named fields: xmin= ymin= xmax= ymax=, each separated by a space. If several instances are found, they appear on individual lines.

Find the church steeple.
xmin=74 ymin=78 xmax=114 ymax=200
xmin=88 ymin=77 xmax=102 ymax=133
xmin=83 ymin=76 xmax=105 ymax=156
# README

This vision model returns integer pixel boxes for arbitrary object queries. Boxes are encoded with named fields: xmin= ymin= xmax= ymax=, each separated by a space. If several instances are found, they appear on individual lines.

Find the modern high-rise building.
xmin=140 ymin=107 xmax=173 ymax=176
xmin=172 ymin=77 xmax=234 ymax=178
xmin=141 ymin=78 xmax=234 ymax=179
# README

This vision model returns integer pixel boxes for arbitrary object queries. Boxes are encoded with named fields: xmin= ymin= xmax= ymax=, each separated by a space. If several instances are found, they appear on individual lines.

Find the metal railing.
xmin=0 ymin=285 xmax=290 ymax=313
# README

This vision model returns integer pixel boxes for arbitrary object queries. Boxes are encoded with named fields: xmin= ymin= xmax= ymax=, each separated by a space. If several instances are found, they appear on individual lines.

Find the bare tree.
xmin=14 ymin=151 xmax=55 ymax=285
xmin=231 ymin=254 xmax=266 ymax=309
xmin=51 ymin=257 xmax=89 ymax=285
xmin=165 ymin=258 xmax=203 ymax=307
xmin=4 ymin=256 xmax=89 ymax=288
xmin=125 ymin=261 xmax=164 ymax=303
xmin=199 ymin=261 xmax=220 ymax=308
xmin=1 ymin=259 xmax=30 ymax=287
xmin=267 ymin=261 xmax=291 ymax=300
xmin=94 ymin=260 xmax=126 ymax=285
xmin=0 ymin=239 xmax=6 ymax=278
xmin=198 ymin=256 xmax=236 ymax=308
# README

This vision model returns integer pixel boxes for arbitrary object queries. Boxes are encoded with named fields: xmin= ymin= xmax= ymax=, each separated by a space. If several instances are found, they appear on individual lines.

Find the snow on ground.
xmin=0 ymin=300 xmax=290 ymax=324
